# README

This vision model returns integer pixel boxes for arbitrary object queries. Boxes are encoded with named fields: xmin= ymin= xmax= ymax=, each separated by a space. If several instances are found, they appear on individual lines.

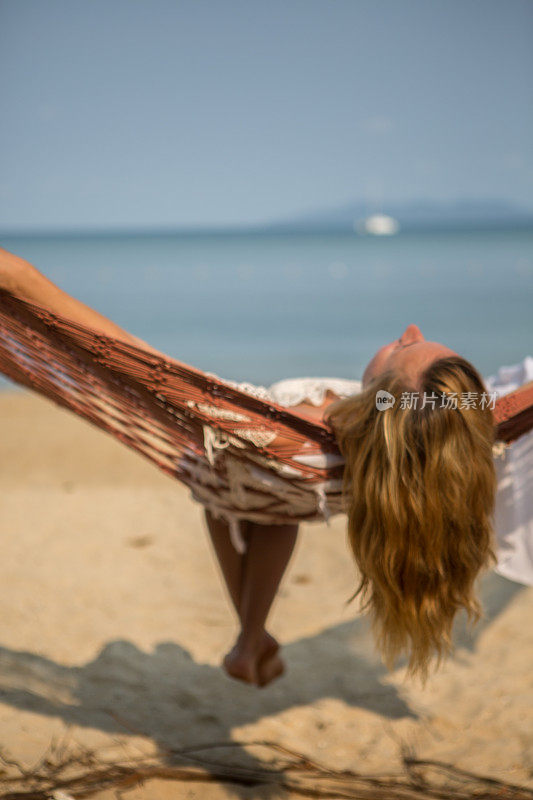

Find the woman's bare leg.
xmin=236 ymin=520 xmax=298 ymax=652
xmin=225 ymin=520 xmax=298 ymax=685
xmin=204 ymin=509 xmax=298 ymax=686
xmin=204 ymin=508 xmax=248 ymax=618
xmin=204 ymin=510 xmax=279 ymax=685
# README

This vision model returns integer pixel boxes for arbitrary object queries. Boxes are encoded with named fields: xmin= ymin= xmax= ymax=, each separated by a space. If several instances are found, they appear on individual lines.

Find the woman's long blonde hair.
xmin=325 ymin=356 xmax=497 ymax=684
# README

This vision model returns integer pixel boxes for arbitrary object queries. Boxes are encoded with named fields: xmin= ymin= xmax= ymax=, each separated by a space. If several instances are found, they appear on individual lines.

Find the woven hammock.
xmin=1 ymin=287 xmax=532 ymax=545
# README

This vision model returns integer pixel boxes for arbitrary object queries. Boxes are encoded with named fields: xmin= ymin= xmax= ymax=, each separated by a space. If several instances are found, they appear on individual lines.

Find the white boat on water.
xmin=355 ymin=214 xmax=400 ymax=236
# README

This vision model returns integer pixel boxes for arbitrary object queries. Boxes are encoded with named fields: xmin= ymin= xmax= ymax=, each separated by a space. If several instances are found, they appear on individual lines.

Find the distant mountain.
xmin=264 ymin=198 xmax=533 ymax=233
xmin=2 ymin=198 xmax=532 ymax=239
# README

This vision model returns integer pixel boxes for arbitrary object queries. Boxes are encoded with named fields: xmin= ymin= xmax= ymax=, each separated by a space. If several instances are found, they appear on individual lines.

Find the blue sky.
xmin=1 ymin=0 xmax=532 ymax=231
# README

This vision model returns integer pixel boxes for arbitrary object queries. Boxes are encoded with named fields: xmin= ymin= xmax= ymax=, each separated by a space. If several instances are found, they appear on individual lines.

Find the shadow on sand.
xmin=0 ymin=570 xmax=525 ymax=795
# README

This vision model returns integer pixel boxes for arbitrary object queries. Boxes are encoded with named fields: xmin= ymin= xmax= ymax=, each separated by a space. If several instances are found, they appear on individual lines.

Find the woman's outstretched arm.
xmin=0 ymin=247 xmax=163 ymax=355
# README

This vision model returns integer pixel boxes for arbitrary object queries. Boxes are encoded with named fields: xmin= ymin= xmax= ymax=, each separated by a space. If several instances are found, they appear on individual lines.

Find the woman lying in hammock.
xmin=0 ymin=248 xmax=503 ymax=688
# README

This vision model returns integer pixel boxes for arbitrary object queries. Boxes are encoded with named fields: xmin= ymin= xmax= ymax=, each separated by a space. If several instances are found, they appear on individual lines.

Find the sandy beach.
xmin=0 ymin=388 xmax=532 ymax=798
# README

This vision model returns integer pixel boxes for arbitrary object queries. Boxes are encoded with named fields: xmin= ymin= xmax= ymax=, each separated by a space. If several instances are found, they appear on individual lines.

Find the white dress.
xmin=223 ymin=357 xmax=533 ymax=587
xmin=484 ymin=356 xmax=533 ymax=586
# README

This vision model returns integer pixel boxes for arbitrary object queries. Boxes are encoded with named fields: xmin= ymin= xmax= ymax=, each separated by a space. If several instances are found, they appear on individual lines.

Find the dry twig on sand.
xmin=0 ymin=735 xmax=532 ymax=800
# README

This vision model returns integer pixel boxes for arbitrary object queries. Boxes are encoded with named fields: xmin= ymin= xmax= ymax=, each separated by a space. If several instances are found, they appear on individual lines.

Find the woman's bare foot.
xmin=222 ymin=631 xmax=285 ymax=687
xmin=222 ymin=644 xmax=258 ymax=685
xmin=257 ymin=632 xmax=285 ymax=688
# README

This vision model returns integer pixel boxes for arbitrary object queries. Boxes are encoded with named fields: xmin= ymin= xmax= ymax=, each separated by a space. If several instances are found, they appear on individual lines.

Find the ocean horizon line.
xmin=2 ymin=219 xmax=533 ymax=241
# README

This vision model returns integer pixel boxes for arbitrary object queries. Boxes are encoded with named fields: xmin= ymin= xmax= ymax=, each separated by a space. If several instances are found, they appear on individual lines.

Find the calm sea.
xmin=1 ymin=228 xmax=532 ymax=387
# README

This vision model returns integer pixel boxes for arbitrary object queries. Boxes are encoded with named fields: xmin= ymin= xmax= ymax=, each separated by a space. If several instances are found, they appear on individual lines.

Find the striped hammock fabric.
xmin=1 ymin=288 xmax=532 ymax=546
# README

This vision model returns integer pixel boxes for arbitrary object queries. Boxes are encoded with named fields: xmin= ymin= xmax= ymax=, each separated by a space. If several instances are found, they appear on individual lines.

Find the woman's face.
xmin=362 ymin=324 xmax=457 ymax=388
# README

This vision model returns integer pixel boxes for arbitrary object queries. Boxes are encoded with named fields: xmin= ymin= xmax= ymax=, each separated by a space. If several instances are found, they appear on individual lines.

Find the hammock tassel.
xmin=492 ymin=440 xmax=508 ymax=459
xmin=314 ymin=484 xmax=331 ymax=524
xmin=203 ymin=424 xmax=230 ymax=466
xmin=228 ymin=514 xmax=247 ymax=554
xmin=205 ymin=503 xmax=247 ymax=554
